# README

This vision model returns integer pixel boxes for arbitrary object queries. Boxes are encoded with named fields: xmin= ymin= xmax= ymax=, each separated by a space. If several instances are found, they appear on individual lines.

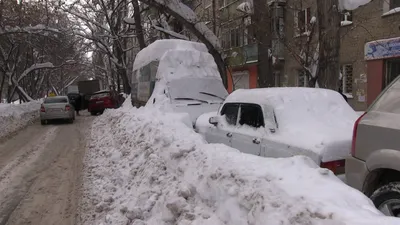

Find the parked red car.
xmin=88 ymin=90 xmax=122 ymax=115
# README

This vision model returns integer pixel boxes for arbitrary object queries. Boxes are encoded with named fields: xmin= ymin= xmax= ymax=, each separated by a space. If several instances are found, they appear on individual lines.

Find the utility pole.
xmin=316 ymin=0 xmax=340 ymax=90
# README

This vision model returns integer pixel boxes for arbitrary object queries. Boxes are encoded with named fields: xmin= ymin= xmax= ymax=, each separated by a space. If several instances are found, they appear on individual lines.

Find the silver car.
xmin=346 ymin=75 xmax=400 ymax=217
xmin=40 ymin=96 xmax=75 ymax=125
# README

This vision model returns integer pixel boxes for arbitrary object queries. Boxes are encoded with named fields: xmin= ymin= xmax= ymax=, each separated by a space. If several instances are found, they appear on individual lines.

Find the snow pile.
xmin=81 ymin=102 xmax=400 ymax=225
xmin=0 ymin=101 xmax=40 ymax=140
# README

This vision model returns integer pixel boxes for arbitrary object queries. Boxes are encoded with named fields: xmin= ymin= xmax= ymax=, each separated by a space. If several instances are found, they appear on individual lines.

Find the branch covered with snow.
xmin=0 ymin=24 xmax=60 ymax=36
xmin=17 ymin=62 xmax=55 ymax=83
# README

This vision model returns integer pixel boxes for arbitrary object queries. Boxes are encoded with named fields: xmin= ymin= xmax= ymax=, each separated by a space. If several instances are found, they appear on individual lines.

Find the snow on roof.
xmin=156 ymin=49 xmax=221 ymax=81
xmin=132 ymin=40 xmax=208 ymax=71
xmin=225 ymin=87 xmax=358 ymax=162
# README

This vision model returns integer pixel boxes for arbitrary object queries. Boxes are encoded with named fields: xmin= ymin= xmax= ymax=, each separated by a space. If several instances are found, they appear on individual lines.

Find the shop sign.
xmin=364 ymin=37 xmax=400 ymax=60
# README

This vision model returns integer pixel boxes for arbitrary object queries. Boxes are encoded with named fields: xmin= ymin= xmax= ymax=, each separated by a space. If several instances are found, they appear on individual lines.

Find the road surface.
xmin=0 ymin=114 xmax=93 ymax=225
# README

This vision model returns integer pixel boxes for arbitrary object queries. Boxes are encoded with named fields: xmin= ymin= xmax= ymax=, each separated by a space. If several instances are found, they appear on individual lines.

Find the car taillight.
xmin=320 ymin=160 xmax=345 ymax=174
xmin=40 ymin=105 xmax=45 ymax=112
xmin=65 ymin=105 xmax=71 ymax=111
xmin=351 ymin=112 xmax=367 ymax=157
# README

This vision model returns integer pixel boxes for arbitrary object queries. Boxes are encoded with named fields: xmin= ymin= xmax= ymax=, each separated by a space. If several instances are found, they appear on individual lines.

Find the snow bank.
xmin=0 ymin=101 xmax=40 ymax=140
xmin=81 ymin=101 xmax=400 ymax=225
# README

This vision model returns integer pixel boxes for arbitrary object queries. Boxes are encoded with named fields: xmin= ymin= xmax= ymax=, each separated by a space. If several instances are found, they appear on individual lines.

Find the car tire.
xmin=370 ymin=182 xmax=400 ymax=217
xmin=41 ymin=120 xmax=46 ymax=125
xmin=90 ymin=111 xmax=97 ymax=116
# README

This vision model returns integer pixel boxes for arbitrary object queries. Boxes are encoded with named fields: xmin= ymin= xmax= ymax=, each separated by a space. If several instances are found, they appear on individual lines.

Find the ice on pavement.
xmin=222 ymin=88 xmax=358 ymax=163
xmin=81 ymin=97 xmax=400 ymax=225
xmin=0 ymin=101 xmax=40 ymax=140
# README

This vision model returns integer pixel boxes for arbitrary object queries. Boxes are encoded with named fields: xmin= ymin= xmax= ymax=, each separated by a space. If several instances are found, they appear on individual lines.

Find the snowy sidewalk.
xmin=80 ymin=103 xmax=400 ymax=225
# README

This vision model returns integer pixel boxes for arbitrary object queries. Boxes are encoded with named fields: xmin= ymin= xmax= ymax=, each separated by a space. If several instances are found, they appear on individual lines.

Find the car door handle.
xmin=226 ymin=132 xmax=232 ymax=137
xmin=252 ymin=138 xmax=260 ymax=144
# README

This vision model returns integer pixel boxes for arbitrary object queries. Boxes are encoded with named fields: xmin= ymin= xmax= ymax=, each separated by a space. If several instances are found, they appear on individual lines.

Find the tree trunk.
xmin=316 ymin=0 xmax=340 ymax=90
xmin=253 ymin=0 xmax=273 ymax=88
xmin=132 ymin=0 xmax=147 ymax=49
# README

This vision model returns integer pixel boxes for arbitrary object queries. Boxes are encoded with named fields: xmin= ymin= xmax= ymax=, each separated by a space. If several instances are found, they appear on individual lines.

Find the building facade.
xmin=195 ymin=0 xmax=400 ymax=111
xmin=282 ymin=0 xmax=400 ymax=110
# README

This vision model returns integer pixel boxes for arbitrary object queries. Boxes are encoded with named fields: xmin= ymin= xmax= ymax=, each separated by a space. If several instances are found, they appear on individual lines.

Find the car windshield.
xmin=169 ymin=78 xmax=228 ymax=104
xmin=44 ymin=97 xmax=68 ymax=104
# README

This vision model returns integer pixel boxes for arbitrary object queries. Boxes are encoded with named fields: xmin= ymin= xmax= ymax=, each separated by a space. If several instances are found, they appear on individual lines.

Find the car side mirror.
xmin=209 ymin=116 xmax=219 ymax=126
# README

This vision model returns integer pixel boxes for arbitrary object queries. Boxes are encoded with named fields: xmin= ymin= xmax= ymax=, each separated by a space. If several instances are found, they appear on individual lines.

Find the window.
xmin=239 ymin=104 xmax=265 ymax=128
xmin=297 ymin=70 xmax=308 ymax=87
xmin=271 ymin=5 xmax=285 ymax=37
xmin=44 ymin=97 xmax=68 ymax=104
xmin=295 ymin=7 xmax=311 ymax=35
xmin=221 ymin=103 xmax=239 ymax=125
xmin=341 ymin=64 xmax=353 ymax=94
xmin=390 ymin=0 xmax=400 ymax=10
xmin=385 ymin=59 xmax=400 ymax=87
xmin=341 ymin=10 xmax=353 ymax=26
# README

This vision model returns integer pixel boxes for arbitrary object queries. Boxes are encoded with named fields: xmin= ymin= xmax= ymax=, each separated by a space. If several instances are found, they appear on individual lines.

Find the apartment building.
xmin=283 ymin=0 xmax=400 ymax=110
xmin=194 ymin=0 xmax=399 ymax=110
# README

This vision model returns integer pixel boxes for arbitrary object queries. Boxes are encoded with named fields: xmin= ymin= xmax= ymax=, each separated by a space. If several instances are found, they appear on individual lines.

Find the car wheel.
xmin=41 ymin=120 xmax=46 ymax=125
xmin=90 ymin=111 xmax=97 ymax=116
xmin=371 ymin=182 xmax=400 ymax=217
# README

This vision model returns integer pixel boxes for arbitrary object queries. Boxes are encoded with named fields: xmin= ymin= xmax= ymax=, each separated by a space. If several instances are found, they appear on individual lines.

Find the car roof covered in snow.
xmin=156 ymin=49 xmax=221 ymax=81
xmin=225 ymin=87 xmax=343 ymax=107
xmin=224 ymin=87 xmax=359 ymax=162
xmin=132 ymin=40 xmax=208 ymax=71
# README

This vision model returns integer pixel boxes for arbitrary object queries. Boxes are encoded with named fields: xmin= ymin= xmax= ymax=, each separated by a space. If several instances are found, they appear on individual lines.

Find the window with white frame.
xmin=295 ymin=7 xmax=311 ymax=35
xmin=341 ymin=10 xmax=353 ymax=26
xmin=341 ymin=64 xmax=353 ymax=95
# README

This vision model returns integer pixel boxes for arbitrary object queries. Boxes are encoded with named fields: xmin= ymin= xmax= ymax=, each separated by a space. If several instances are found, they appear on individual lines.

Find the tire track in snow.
xmin=0 ymin=126 xmax=58 ymax=225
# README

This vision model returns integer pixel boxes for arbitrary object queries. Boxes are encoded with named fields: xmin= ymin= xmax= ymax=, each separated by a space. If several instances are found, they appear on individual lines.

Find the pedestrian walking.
xmin=75 ymin=94 xmax=82 ymax=116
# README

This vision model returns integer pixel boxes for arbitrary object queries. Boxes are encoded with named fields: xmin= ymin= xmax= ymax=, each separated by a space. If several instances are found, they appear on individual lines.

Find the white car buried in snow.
xmin=195 ymin=87 xmax=358 ymax=174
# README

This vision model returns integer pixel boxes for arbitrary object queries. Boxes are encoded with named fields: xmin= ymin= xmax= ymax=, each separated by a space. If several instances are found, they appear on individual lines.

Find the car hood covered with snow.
xmin=224 ymin=87 xmax=358 ymax=162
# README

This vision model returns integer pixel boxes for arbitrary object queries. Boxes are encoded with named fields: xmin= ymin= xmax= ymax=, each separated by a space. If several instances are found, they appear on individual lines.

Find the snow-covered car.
xmin=195 ymin=87 xmax=359 ymax=174
xmin=131 ymin=39 xmax=228 ymax=126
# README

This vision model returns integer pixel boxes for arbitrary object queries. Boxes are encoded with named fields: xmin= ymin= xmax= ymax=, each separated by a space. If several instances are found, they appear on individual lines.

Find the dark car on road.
xmin=88 ymin=90 xmax=123 ymax=115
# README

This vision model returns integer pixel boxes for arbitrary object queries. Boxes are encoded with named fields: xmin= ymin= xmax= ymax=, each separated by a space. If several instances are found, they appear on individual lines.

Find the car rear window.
xmin=91 ymin=92 xmax=110 ymax=99
xmin=370 ymin=76 xmax=400 ymax=114
xmin=44 ymin=97 xmax=68 ymax=104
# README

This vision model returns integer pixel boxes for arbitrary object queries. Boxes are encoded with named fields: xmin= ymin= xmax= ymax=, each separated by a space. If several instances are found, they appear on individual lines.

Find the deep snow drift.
xmin=0 ymin=102 xmax=40 ymax=140
xmin=80 ymin=100 xmax=400 ymax=225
